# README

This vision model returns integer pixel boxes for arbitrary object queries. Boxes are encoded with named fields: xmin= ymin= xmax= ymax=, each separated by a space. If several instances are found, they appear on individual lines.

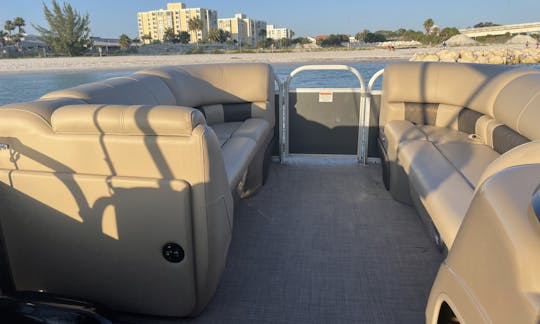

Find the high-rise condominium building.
xmin=137 ymin=3 xmax=217 ymax=44
xmin=267 ymin=24 xmax=292 ymax=40
xmin=218 ymin=13 xmax=267 ymax=47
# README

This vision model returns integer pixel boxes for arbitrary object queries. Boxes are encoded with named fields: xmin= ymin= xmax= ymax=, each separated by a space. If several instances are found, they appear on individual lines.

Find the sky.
xmin=1 ymin=0 xmax=539 ymax=39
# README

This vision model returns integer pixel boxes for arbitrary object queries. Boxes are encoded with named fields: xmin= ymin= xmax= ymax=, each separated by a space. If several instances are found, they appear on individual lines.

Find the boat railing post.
xmin=363 ymin=69 xmax=385 ymax=165
xmin=271 ymin=69 xmax=285 ymax=164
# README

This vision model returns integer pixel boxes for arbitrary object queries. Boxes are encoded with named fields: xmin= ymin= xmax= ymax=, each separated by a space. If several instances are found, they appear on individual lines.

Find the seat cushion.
xmin=210 ymin=118 xmax=272 ymax=189
xmin=418 ymin=125 xmax=470 ymax=144
xmin=210 ymin=118 xmax=271 ymax=148
xmin=231 ymin=118 xmax=271 ymax=144
xmin=384 ymin=120 xmax=471 ymax=161
xmin=384 ymin=120 xmax=427 ymax=160
xmin=435 ymin=142 xmax=500 ymax=187
xmin=221 ymin=137 xmax=257 ymax=189
xmin=211 ymin=122 xmax=244 ymax=147
xmin=399 ymin=140 xmax=474 ymax=248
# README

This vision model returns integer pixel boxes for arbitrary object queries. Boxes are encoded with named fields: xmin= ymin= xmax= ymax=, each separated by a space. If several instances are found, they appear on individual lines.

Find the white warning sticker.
xmin=319 ymin=92 xmax=334 ymax=103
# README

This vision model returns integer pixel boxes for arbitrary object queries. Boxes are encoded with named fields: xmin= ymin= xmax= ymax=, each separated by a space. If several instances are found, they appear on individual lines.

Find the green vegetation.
xmin=177 ymin=31 xmax=191 ymax=44
xmin=163 ymin=27 xmax=176 ymax=43
xmin=188 ymin=17 xmax=203 ymax=45
xmin=440 ymin=27 xmax=460 ymax=39
xmin=474 ymin=33 xmax=513 ymax=44
xmin=34 ymin=0 xmax=92 ymax=56
xmin=257 ymin=37 xmax=274 ymax=48
xmin=473 ymin=22 xmax=500 ymax=28
xmin=364 ymin=32 xmax=386 ymax=43
xmin=0 ymin=30 xmax=7 ymax=47
xmin=208 ymin=29 xmax=231 ymax=43
xmin=353 ymin=19 xmax=460 ymax=46
xmin=293 ymin=37 xmax=312 ymax=45
xmin=423 ymin=18 xmax=434 ymax=34
xmin=1 ymin=16 xmax=26 ymax=49
xmin=317 ymin=34 xmax=348 ymax=47
xmin=185 ymin=47 xmax=203 ymax=54
xmin=141 ymin=33 xmax=152 ymax=44
xmin=118 ymin=34 xmax=132 ymax=49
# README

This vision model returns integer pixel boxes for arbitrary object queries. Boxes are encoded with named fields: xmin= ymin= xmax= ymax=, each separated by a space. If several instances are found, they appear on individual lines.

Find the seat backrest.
xmin=136 ymin=63 xmax=276 ymax=127
xmin=42 ymin=74 xmax=177 ymax=106
xmin=381 ymin=62 xmax=540 ymax=154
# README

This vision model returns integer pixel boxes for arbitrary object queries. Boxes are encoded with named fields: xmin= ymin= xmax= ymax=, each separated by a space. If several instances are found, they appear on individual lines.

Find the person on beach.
xmin=525 ymin=41 xmax=529 ymax=48
xmin=442 ymin=41 xmax=447 ymax=49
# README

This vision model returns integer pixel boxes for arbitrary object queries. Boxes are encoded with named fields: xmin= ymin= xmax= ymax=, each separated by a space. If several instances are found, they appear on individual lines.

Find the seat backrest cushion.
xmin=41 ymin=74 xmax=177 ymax=106
xmin=137 ymin=63 xmax=275 ymax=127
xmin=492 ymin=73 xmax=540 ymax=141
xmin=381 ymin=62 xmax=538 ymax=130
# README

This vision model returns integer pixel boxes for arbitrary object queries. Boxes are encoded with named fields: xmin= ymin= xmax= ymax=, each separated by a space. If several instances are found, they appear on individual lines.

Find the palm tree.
xmin=4 ymin=20 xmax=14 ymax=36
xmin=13 ymin=17 xmax=25 ymax=34
xmin=12 ymin=17 xmax=25 ymax=50
xmin=258 ymin=28 xmax=266 ymax=40
xmin=118 ymin=34 xmax=132 ymax=49
xmin=0 ymin=30 xmax=7 ymax=48
xmin=163 ymin=27 xmax=176 ymax=43
xmin=4 ymin=20 xmax=15 ymax=46
xmin=423 ymin=18 xmax=434 ymax=35
xmin=141 ymin=33 xmax=152 ymax=44
xmin=188 ymin=17 xmax=203 ymax=46
xmin=177 ymin=31 xmax=190 ymax=44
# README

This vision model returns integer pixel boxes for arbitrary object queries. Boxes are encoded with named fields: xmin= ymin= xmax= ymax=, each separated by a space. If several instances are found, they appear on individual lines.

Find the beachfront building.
xmin=137 ymin=3 xmax=217 ymax=44
xmin=218 ymin=13 xmax=267 ymax=47
xmin=267 ymin=24 xmax=292 ymax=40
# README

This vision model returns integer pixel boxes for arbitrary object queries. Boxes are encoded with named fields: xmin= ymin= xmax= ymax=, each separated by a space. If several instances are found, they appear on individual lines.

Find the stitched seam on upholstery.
xmin=8 ymin=108 xmax=54 ymax=128
xmin=516 ymin=90 xmax=540 ymax=133
xmin=139 ymin=79 xmax=163 ymax=105
xmin=138 ymin=70 xmax=181 ymax=105
xmin=431 ymin=142 xmax=476 ymax=189
xmin=120 ymin=107 xmax=127 ymax=134
xmin=489 ymin=71 xmax=540 ymax=117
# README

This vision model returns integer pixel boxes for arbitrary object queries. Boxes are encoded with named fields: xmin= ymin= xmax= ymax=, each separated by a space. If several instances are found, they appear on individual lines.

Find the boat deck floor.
xmin=168 ymin=162 xmax=442 ymax=323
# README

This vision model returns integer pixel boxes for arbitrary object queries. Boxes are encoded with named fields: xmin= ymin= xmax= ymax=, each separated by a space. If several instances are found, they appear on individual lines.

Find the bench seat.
xmin=380 ymin=62 xmax=540 ymax=250
xmin=0 ymin=63 xmax=277 ymax=317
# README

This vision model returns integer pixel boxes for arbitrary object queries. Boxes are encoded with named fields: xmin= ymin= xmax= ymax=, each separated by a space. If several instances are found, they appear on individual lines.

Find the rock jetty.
xmin=410 ymin=48 xmax=540 ymax=64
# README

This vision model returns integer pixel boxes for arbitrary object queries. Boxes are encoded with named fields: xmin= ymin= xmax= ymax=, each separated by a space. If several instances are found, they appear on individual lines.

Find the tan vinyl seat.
xmin=380 ymin=62 xmax=540 ymax=249
xmin=381 ymin=62 xmax=540 ymax=322
xmin=0 ymin=103 xmax=232 ymax=317
xmin=43 ymin=74 xmax=177 ymax=106
xmin=0 ymin=63 xmax=277 ymax=317
xmin=136 ymin=64 xmax=276 ymax=197
xmin=426 ymin=141 xmax=540 ymax=324
xmin=44 ymin=63 xmax=276 ymax=196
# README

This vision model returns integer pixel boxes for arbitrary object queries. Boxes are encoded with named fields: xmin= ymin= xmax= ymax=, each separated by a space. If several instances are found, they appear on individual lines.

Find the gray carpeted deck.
xmin=187 ymin=162 xmax=443 ymax=324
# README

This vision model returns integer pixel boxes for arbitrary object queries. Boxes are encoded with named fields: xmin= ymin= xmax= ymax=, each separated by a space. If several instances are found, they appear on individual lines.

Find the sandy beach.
xmin=0 ymin=48 xmax=433 ymax=74
xmin=0 ymin=45 xmax=536 ymax=74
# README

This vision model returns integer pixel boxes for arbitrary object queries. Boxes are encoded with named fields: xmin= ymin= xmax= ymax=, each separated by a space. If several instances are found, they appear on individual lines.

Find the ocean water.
xmin=0 ymin=61 xmax=539 ymax=105
xmin=0 ymin=61 xmax=391 ymax=105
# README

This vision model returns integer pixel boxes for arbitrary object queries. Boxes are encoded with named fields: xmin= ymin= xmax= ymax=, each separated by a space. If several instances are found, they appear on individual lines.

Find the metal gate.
xmin=280 ymin=65 xmax=369 ymax=164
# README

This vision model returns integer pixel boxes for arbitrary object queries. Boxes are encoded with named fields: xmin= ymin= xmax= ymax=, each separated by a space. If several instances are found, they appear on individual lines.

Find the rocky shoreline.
xmin=410 ymin=48 xmax=540 ymax=64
